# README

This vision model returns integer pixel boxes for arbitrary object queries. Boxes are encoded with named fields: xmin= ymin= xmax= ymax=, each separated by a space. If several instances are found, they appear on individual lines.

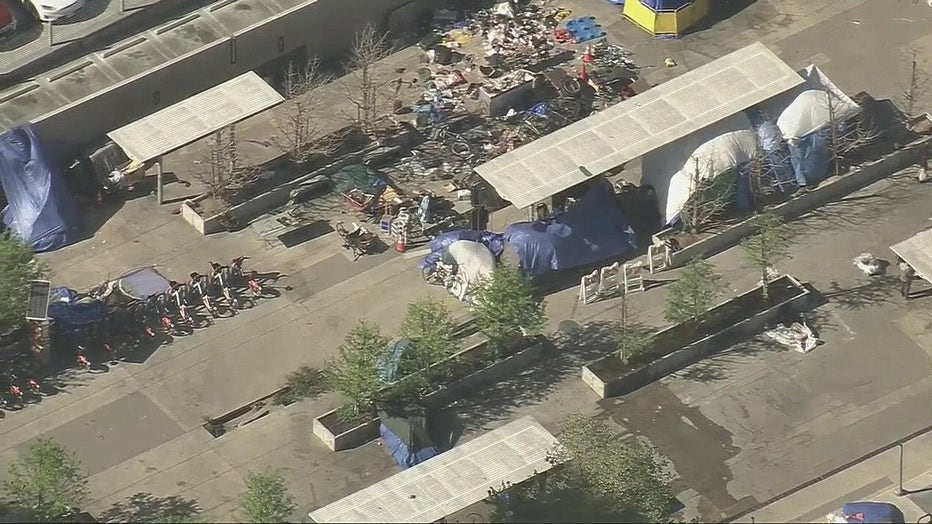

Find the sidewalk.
xmin=745 ymin=428 xmax=932 ymax=523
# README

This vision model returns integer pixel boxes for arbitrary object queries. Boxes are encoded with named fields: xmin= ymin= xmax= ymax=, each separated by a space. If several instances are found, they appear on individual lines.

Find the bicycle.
xmin=422 ymin=262 xmax=466 ymax=298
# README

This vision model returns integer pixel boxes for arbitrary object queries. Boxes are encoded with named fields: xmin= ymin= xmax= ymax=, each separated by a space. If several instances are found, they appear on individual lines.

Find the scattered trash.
xmin=379 ymin=1 xmax=641 ymax=187
xmin=853 ymin=252 xmax=883 ymax=276
xmin=664 ymin=57 xmax=677 ymax=67
xmin=764 ymin=321 xmax=821 ymax=354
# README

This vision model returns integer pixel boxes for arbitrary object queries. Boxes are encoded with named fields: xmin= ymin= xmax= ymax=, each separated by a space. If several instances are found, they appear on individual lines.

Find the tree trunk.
xmin=761 ymin=267 xmax=770 ymax=301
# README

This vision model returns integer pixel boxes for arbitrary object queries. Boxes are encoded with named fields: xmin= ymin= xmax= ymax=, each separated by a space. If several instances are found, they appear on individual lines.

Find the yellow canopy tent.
xmin=623 ymin=0 xmax=710 ymax=37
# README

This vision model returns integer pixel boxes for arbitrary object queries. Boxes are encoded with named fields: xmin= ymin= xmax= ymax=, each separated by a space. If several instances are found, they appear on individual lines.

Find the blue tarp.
xmin=47 ymin=287 xmax=106 ymax=331
xmin=378 ymin=339 xmax=413 ymax=384
xmin=380 ymin=423 xmax=438 ymax=469
xmin=417 ymin=230 xmax=505 ymax=270
xmin=503 ymin=180 xmax=637 ymax=277
xmin=840 ymin=502 xmax=905 ymax=523
xmin=789 ymin=128 xmax=831 ymax=187
xmin=0 ymin=125 xmax=80 ymax=252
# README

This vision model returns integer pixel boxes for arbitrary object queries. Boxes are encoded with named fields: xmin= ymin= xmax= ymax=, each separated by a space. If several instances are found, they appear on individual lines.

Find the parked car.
xmin=20 ymin=0 xmax=86 ymax=22
xmin=0 ymin=0 xmax=17 ymax=35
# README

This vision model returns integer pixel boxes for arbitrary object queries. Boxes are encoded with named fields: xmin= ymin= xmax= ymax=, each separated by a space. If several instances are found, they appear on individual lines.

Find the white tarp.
xmin=770 ymin=65 xmax=860 ymax=140
xmin=641 ymin=112 xmax=754 ymax=226
xmin=655 ymin=129 xmax=760 ymax=225
xmin=776 ymin=89 xmax=860 ymax=140
xmin=447 ymin=240 xmax=496 ymax=299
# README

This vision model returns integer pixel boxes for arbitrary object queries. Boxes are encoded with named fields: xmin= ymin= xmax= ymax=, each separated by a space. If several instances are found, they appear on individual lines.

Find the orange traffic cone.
xmin=579 ymin=62 xmax=588 ymax=83
xmin=395 ymin=235 xmax=407 ymax=253
xmin=582 ymin=44 xmax=593 ymax=64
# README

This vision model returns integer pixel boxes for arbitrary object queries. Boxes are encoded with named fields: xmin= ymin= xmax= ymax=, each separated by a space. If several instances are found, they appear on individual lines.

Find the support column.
xmin=156 ymin=160 xmax=164 ymax=205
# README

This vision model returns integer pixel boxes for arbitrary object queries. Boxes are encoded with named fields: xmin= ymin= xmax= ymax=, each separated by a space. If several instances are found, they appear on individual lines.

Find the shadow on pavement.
xmin=820 ymin=276 xmax=898 ymax=311
xmin=97 ymin=492 xmax=201 ymax=523
xmin=452 ymin=320 xmax=620 ymax=433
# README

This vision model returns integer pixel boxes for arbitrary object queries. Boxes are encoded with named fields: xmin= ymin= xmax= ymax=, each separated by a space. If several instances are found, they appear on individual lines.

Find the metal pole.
xmin=156 ymin=161 xmax=163 ymax=205
xmin=895 ymin=443 xmax=906 ymax=496
xmin=47 ymin=22 xmax=52 ymax=46
xmin=120 ymin=0 xmax=124 ymax=11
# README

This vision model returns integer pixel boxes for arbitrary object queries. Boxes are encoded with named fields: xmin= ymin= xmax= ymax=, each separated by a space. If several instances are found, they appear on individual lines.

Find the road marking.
xmin=831 ymin=311 xmax=857 ymax=340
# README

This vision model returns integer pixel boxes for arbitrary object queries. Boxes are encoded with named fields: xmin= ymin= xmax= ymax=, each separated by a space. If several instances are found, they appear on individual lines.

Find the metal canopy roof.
xmin=891 ymin=229 xmax=932 ymax=284
xmin=106 ymin=71 xmax=284 ymax=163
xmin=473 ymin=42 xmax=805 ymax=209
xmin=308 ymin=416 xmax=557 ymax=523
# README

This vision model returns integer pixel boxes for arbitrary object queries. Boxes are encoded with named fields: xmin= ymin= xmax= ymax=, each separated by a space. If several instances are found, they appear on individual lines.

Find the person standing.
xmin=900 ymin=259 xmax=916 ymax=299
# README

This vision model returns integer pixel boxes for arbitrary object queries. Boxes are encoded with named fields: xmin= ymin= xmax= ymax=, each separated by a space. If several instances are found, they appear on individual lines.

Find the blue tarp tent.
xmin=378 ymin=339 xmax=414 ymax=384
xmin=47 ymin=287 xmax=106 ymax=332
xmin=377 ymin=406 xmax=439 ymax=470
xmin=0 ymin=125 xmax=80 ymax=252
xmin=416 ymin=229 xmax=505 ymax=270
xmin=503 ymin=180 xmax=637 ymax=277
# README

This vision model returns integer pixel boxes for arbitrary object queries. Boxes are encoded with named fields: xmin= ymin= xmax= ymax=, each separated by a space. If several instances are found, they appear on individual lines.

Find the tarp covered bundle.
xmin=416 ymin=229 xmax=504 ymax=270
xmin=0 ymin=125 xmax=80 ymax=252
xmin=48 ymin=287 xmax=107 ymax=331
xmin=447 ymin=240 xmax=496 ymax=290
xmin=504 ymin=180 xmax=637 ymax=276
xmin=378 ymin=407 xmax=439 ymax=469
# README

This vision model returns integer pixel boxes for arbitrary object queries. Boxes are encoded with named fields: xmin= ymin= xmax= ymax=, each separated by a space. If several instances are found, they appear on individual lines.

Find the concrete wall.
xmin=582 ymin=275 xmax=812 ymax=399
xmin=30 ymin=0 xmax=428 ymax=158
xmin=668 ymin=135 xmax=932 ymax=268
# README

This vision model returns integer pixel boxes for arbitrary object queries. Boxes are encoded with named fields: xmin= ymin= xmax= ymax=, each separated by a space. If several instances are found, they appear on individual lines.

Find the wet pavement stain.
xmin=601 ymin=383 xmax=754 ymax=519
xmin=175 ymin=24 xmax=218 ymax=45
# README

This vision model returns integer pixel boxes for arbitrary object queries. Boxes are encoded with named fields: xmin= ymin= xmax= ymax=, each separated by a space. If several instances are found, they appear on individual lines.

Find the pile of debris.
xmin=382 ymin=1 xmax=643 ymax=186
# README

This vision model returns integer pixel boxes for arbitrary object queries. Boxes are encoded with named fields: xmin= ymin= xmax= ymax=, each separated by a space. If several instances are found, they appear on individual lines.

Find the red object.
xmin=553 ymin=28 xmax=572 ymax=43
xmin=0 ymin=2 xmax=14 ymax=35
xmin=579 ymin=62 xmax=589 ymax=83
xmin=77 ymin=355 xmax=90 ymax=369
xmin=395 ymin=236 xmax=407 ymax=253
xmin=582 ymin=45 xmax=593 ymax=64
xmin=9 ymin=384 xmax=21 ymax=398
xmin=28 ymin=379 xmax=39 ymax=394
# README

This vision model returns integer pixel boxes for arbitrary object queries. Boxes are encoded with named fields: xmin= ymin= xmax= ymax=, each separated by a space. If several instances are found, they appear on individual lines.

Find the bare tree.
xmin=744 ymin=141 xmax=772 ymax=210
xmin=193 ymin=126 xmax=254 ymax=214
xmin=272 ymin=60 xmax=337 ymax=164
xmin=682 ymin=157 xmax=732 ymax=234
xmin=900 ymin=49 xmax=930 ymax=117
xmin=822 ymin=87 xmax=882 ymax=173
xmin=343 ymin=24 xmax=392 ymax=132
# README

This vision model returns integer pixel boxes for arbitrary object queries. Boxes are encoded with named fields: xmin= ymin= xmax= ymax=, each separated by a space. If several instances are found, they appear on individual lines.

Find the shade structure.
xmin=623 ymin=0 xmax=710 ymax=36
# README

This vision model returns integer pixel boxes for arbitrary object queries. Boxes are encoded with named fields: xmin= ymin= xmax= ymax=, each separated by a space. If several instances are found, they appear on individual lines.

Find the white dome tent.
xmin=445 ymin=240 xmax=496 ymax=301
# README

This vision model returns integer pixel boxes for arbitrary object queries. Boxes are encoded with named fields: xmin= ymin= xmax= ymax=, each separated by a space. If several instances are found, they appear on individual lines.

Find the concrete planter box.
xmin=312 ymin=335 xmax=550 ymax=451
xmin=179 ymin=130 xmax=413 ymax=235
xmin=582 ymin=275 xmax=811 ymax=399
xmin=424 ymin=335 xmax=551 ymax=408
xmin=312 ymin=409 xmax=381 ymax=452
xmin=668 ymin=135 xmax=932 ymax=268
